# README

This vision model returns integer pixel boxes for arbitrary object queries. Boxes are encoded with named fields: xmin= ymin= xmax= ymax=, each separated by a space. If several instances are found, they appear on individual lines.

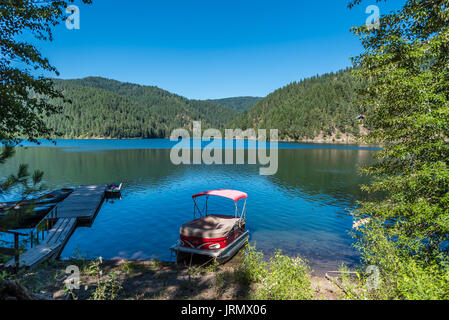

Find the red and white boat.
xmin=171 ymin=189 xmax=249 ymax=262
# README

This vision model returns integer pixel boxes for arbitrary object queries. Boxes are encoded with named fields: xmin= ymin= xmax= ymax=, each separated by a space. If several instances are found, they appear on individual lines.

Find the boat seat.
xmin=180 ymin=214 xmax=242 ymax=238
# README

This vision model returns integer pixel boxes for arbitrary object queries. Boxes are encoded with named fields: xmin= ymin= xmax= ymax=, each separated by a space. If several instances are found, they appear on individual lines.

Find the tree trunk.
xmin=0 ymin=280 xmax=41 ymax=300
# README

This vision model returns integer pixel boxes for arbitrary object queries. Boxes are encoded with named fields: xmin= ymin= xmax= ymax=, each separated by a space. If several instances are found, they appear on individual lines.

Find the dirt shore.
xmin=4 ymin=256 xmax=343 ymax=300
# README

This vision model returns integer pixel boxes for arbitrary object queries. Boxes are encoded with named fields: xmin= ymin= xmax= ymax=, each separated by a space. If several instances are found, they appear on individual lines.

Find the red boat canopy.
xmin=192 ymin=189 xmax=248 ymax=202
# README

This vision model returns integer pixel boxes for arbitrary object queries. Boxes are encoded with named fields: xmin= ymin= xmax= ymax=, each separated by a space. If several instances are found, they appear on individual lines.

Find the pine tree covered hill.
xmin=46 ymin=77 xmax=239 ymax=139
xmin=229 ymin=69 xmax=363 ymax=141
xmin=46 ymin=70 xmax=362 ymax=141
xmin=207 ymin=97 xmax=262 ymax=113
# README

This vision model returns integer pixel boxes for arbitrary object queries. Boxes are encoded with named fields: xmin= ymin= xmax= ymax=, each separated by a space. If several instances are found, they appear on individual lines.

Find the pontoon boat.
xmin=171 ymin=189 xmax=249 ymax=262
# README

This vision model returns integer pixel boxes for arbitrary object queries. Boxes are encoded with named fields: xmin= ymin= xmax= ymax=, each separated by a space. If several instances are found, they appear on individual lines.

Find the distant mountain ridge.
xmin=46 ymin=70 xmax=363 ymax=142
xmin=47 ymin=77 xmax=238 ymax=138
xmin=207 ymin=97 xmax=262 ymax=113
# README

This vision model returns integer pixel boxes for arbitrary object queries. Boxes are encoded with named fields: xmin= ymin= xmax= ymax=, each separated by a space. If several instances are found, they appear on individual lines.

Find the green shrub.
xmin=234 ymin=244 xmax=267 ymax=286
xmin=86 ymin=257 xmax=122 ymax=300
xmin=252 ymin=250 xmax=313 ymax=300
xmin=235 ymin=244 xmax=313 ymax=300
xmin=350 ymin=226 xmax=449 ymax=300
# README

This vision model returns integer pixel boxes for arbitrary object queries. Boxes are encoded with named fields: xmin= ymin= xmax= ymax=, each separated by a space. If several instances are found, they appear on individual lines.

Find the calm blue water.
xmin=1 ymin=139 xmax=378 ymax=273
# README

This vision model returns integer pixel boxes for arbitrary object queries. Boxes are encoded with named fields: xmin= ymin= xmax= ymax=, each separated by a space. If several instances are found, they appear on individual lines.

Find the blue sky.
xmin=31 ymin=0 xmax=402 ymax=99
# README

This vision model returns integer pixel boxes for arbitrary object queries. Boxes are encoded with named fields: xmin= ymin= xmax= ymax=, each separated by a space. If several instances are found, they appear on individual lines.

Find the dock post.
xmin=14 ymin=233 xmax=19 ymax=271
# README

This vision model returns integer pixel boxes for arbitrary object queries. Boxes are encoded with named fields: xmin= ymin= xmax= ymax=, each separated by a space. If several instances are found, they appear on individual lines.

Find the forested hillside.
xmin=230 ymin=69 xmax=363 ymax=141
xmin=46 ymin=77 xmax=238 ymax=138
xmin=46 ymin=70 xmax=362 ymax=141
xmin=207 ymin=97 xmax=262 ymax=113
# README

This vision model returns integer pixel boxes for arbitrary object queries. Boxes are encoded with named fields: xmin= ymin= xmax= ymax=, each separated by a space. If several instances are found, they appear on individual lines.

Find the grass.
xmin=121 ymin=261 xmax=152 ymax=274
xmin=234 ymin=244 xmax=314 ymax=300
xmin=84 ymin=257 xmax=122 ymax=300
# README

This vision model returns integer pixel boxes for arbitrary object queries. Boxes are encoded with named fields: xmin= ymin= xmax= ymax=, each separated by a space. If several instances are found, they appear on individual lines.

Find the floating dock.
xmin=56 ymin=184 xmax=107 ymax=225
xmin=5 ymin=184 xmax=107 ymax=269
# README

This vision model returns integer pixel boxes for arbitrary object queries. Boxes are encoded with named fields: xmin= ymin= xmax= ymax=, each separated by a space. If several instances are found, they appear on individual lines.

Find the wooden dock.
xmin=57 ymin=184 xmax=107 ymax=224
xmin=5 ymin=184 xmax=107 ymax=269
xmin=5 ymin=218 xmax=77 ymax=268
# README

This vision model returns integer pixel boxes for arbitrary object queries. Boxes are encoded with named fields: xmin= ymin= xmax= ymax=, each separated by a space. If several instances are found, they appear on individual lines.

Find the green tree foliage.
xmin=0 ymin=0 xmax=91 ymax=144
xmin=45 ymin=77 xmax=239 ymax=138
xmin=229 ymin=69 xmax=363 ymax=140
xmin=0 ymin=163 xmax=43 ymax=199
xmin=207 ymin=97 xmax=262 ymax=113
xmin=44 ymin=71 xmax=364 ymax=140
xmin=1 ymin=1 xmax=90 ymax=200
xmin=351 ymin=0 xmax=449 ymax=299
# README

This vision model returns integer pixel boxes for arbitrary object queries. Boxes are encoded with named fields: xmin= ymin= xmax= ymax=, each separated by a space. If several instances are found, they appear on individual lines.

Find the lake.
xmin=0 ymin=139 xmax=378 ymax=274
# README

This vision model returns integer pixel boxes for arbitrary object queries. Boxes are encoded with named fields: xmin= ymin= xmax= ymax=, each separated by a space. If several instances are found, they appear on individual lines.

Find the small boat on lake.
xmin=34 ymin=187 xmax=75 ymax=205
xmin=0 ymin=188 xmax=74 ymax=228
xmin=105 ymin=183 xmax=122 ymax=197
xmin=171 ymin=189 xmax=249 ymax=263
xmin=0 ymin=187 xmax=74 ymax=212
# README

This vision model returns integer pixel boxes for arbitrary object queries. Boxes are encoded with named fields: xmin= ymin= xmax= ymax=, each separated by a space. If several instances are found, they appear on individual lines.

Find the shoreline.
xmin=47 ymin=124 xmax=370 ymax=146
xmin=17 ymin=137 xmax=379 ymax=148
xmin=1 ymin=257 xmax=343 ymax=300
